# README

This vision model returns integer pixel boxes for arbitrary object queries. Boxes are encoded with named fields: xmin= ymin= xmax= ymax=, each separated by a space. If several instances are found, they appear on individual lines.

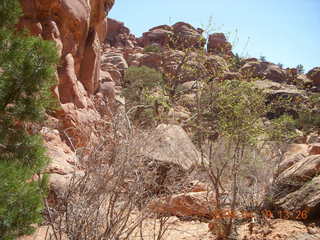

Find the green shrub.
xmin=0 ymin=0 xmax=58 ymax=238
xmin=123 ymin=66 xmax=169 ymax=126
xmin=196 ymin=80 xmax=298 ymax=144
xmin=143 ymin=44 xmax=162 ymax=53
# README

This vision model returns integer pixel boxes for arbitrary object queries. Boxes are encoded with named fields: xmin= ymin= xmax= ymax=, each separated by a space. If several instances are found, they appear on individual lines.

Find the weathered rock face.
xmin=40 ymin=127 xmax=85 ymax=206
xmin=172 ymin=22 xmax=205 ymax=49
xmin=207 ymin=33 xmax=233 ymax=56
xmin=139 ymin=25 xmax=173 ymax=47
xmin=106 ymin=18 xmax=137 ymax=48
xmin=240 ymin=59 xmax=288 ymax=82
xmin=20 ymin=0 xmax=114 ymax=96
xmin=265 ymin=152 xmax=320 ymax=219
xmin=142 ymin=124 xmax=205 ymax=170
xmin=19 ymin=0 xmax=115 ymax=148
xmin=307 ymin=67 xmax=320 ymax=87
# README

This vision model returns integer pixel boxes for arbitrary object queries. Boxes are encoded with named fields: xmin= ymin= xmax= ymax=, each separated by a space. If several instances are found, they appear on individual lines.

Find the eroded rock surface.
xmin=20 ymin=0 xmax=115 ymax=148
xmin=265 ymin=147 xmax=320 ymax=219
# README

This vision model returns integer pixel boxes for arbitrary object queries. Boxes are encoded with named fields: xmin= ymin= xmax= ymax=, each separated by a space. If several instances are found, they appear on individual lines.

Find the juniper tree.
xmin=0 ymin=0 xmax=58 ymax=238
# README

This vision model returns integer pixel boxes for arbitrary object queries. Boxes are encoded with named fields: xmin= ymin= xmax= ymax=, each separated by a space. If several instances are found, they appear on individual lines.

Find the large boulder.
xmin=131 ymin=124 xmax=206 ymax=206
xmin=264 ymin=154 xmax=320 ymax=219
xmin=142 ymin=124 xmax=205 ymax=170
xmin=139 ymin=22 xmax=205 ymax=50
xmin=307 ymin=67 xmax=320 ymax=87
xmin=240 ymin=59 xmax=287 ymax=82
xmin=139 ymin=25 xmax=173 ymax=47
xmin=106 ymin=18 xmax=137 ymax=47
xmin=172 ymin=22 xmax=205 ymax=49
xmin=207 ymin=33 xmax=232 ymax=56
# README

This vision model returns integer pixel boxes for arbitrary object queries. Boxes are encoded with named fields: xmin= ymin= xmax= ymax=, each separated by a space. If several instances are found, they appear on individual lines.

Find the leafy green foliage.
xmin=143 ymin=44 xmax=162 ymax=53
xmin=196 ymin=80 xmax=297 ymax=144
xmin=200 ymin=80 xmax=267 ymax=144
xmin=123 ymin=66 xmax=169 ymax=126
xmin=0 ymin=0 xmax=58 ymax=238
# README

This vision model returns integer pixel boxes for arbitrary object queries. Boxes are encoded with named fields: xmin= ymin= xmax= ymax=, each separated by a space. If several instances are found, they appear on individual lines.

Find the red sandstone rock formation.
xmin=139 ymin=22 xmax=205 ymax=50
xmin=207 ymin=33 xmax=233 ymax=56
xmin=307 ymin=67 xmax=320 ymax=87
xmin=19 ymin=0 xmax=115 ymax=148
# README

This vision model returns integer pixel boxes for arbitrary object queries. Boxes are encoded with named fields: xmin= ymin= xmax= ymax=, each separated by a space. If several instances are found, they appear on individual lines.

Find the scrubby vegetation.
xmin=143 ymin=44 xmax=162 ymax=53
xmin=123 ymin=66 xmax=170 ymax=126
xmin=3 ymin=1 xmax=320 ymax=239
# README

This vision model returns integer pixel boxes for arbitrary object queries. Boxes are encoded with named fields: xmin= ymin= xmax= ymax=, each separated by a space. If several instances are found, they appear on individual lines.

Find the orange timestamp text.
xmin=212 ymin=209 xmax=309 ymax=220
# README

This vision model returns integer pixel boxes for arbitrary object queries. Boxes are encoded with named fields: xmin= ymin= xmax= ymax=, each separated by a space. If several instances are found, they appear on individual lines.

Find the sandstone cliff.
xmin=19 ymin=0 xmax=115 ymax=149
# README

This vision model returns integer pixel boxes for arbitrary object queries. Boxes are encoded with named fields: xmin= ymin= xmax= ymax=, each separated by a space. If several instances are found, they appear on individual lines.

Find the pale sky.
xmin=109 ymin=0 xmax=319 ymax=72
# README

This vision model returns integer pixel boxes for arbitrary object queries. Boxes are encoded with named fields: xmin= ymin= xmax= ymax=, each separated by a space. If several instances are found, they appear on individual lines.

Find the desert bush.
xmin=43 ymin=117 xmax=173 ymax=240
xmin=144 ymin=44 xmax=162 ymax=53
xmin=123 ymin=66 xmax=170 ymax=126
xmin=293 ymin=93 xmax=320 ymax=133
xmin=192 ymin=80 xmax=296 ymax=239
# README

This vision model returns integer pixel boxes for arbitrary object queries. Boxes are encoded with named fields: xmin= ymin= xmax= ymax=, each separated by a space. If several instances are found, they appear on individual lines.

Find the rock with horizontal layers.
xmin=264 ymin=154 xmax=320 ymax=219
xmin=102 ymin=52 xmax=128 ymax=72
xmin=140 ymin=52 xmax=163 ymax=70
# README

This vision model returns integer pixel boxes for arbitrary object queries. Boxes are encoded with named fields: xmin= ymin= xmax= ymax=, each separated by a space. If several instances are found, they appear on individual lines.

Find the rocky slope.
xmin=17 ymin=1 xmax=320 ymax=239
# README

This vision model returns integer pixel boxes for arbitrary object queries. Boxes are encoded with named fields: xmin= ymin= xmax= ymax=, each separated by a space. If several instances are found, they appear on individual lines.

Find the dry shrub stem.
xmin=43 ymin=112 xmax=172 ymax=240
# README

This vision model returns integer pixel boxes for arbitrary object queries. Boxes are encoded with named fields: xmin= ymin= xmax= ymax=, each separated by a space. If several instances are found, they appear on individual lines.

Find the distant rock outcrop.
xmin=106 ymin=18 xmax=137 ymax=48
xmin=207 ymin=33 xmax=233 ymax=56
xmin=139 ymin=22 xmax=205 ymax=50
xmin=307 ymin=67 xmax=320 ymax=88
xmin=240 ymin=59 xmax=288 ymax=82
